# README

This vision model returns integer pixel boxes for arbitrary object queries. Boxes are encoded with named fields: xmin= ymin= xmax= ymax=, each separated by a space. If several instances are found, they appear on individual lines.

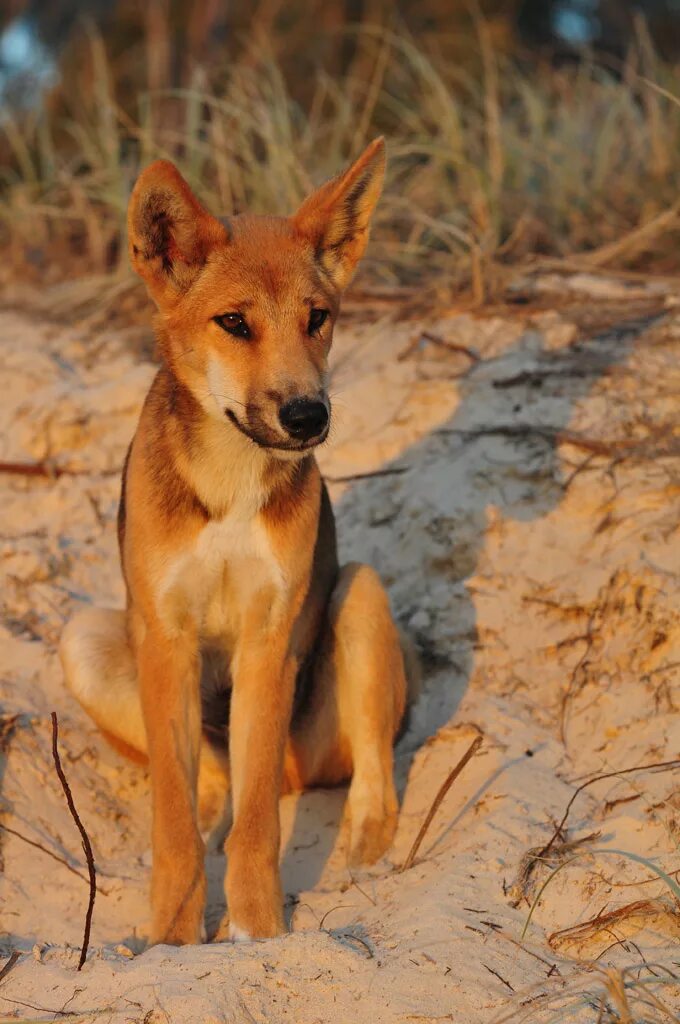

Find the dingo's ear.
xmin=293 ymin=137 xmax=385 ymax=290
xmin=128 ymin=160 xmax=227 ymax=305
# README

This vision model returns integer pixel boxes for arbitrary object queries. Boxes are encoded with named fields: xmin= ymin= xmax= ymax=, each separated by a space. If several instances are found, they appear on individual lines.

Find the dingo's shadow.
xmin=277 ymin=309 xmax=658 ymax=898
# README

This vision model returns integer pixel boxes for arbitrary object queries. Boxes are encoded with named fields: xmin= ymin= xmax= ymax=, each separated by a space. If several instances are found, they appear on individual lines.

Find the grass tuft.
xmin=1 ymin=20 xmax=680 ymax=306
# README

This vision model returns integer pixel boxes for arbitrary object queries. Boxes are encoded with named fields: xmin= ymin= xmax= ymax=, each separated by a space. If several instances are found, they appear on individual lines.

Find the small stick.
xmin=0 ymin=951 xmax=20 ymax=985
xmin=51 ymin=712 xmax=96 ymax=971
xmin=494 ymin=929 xmax=561 ymax=976
xmin=436 ymin=424 xmax=678 ymax=459
xmin=318 ymin=904 xmax=357 ymax=930
xmin=420 ymin=332 xmax=481 ymax=362
xmin=548 ymin=898 xmax=665 ymax=945
xmin=0 ymin=992 xmax=98 ymax=1016
xmin=0 ymin=460 xmax=67 ymax=479
xmin=0 ymin=460 xmax=119 ymax=480
xmin=483 ymin=963 xmax=515 ymax=993
xmin=401 ymin=733 xmax=483 ymax=871
xmin=397 ymin=330 xmax=481 ymax=364
xmin=325 ymin=466 xmax=409 ymax=484
xmin=338 ymin=932 xmax=374 ymax=958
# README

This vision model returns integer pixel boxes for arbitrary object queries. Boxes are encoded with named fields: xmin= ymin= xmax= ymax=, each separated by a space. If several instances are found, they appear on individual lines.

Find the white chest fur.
xmin=158 ymin=500 xmax=284 ymax=644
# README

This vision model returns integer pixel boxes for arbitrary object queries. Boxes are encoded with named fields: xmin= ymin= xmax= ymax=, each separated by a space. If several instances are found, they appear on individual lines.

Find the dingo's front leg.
xmin=137 ymin=618 xmax=205 ymax=945
xmin=224 ymin=621 xmax=297 ymax=940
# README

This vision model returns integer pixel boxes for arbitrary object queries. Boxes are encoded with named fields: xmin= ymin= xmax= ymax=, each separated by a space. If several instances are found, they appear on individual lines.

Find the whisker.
xmin=209 ymin=391 xmax=251 ymax=411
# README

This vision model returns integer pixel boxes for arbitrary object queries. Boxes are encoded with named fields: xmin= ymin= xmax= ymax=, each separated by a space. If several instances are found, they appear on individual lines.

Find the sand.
xmin=0 ymin=277 xmax=678 ymax=1022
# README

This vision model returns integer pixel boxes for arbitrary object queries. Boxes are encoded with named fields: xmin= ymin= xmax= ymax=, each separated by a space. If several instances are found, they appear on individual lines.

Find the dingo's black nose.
xmin=279 ymin=398 xmax=329 ymax=441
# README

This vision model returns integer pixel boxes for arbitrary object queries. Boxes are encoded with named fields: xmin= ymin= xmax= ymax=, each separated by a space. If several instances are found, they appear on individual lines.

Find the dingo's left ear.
xmin=293 ymin=137 xmax=385 ymax=290
xmin=128 ymin=160 xmax=228 ymax=306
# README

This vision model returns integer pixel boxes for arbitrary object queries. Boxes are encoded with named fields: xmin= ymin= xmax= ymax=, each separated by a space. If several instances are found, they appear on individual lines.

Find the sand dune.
xmin=0 ymin=280 xmax=678 ymax=1021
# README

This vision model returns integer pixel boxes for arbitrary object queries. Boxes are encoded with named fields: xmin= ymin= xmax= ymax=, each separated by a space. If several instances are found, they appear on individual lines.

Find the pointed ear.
xmin=127 ymin=160 xmax=228 ymax=305
xmin=293 ymin=137 xmax=385 ymax=290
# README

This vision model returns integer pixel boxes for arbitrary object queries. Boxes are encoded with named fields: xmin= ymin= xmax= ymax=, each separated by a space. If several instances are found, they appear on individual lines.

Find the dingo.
xmin=60 ymin=138 xmax=416 ymax=946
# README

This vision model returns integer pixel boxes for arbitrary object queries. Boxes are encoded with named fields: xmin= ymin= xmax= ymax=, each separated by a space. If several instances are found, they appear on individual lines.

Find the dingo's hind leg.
xmin=60 ymin=607 xmax=146 ymax=757
xmin=286 ymin=563 xmax=416 ymax=866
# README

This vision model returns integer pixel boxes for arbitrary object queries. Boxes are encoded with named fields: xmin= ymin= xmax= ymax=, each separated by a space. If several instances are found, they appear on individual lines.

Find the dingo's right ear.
xmin=128 ymin=161 xmax=228 ymax=306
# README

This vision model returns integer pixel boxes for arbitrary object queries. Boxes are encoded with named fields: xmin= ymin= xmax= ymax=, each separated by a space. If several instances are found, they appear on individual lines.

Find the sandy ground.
xmin=0 ymin=277 xmax=679 ymax=1022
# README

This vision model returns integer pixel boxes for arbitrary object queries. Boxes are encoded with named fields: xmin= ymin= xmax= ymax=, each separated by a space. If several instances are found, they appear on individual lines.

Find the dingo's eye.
xmin=214 ymin=313 xmax=251 ymax=340
xmin=308 ymin=308 xmax=329 ymax=335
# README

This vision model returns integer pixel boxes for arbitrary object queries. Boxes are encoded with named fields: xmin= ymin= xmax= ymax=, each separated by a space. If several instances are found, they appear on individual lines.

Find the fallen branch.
xmin=51 ymin=712 xmax=96 ymax=971
xmin=400 ymin=733 xmax=483 ymax=871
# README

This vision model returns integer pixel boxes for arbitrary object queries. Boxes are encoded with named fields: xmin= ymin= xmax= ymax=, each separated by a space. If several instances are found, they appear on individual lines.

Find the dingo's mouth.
xmin=225 ymin=409 xmax=329 ymax=452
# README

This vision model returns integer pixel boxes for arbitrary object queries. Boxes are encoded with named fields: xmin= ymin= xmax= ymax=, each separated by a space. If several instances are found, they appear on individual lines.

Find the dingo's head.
xmin=128 ymin=139 xmax=385 ymax=454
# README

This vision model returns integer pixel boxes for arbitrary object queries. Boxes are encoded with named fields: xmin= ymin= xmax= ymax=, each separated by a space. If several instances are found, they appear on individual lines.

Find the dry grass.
xmin=1 ymin=18 xmax=680 ymax=308
xmin=494 ymin=964 xmax=680 ymax=1023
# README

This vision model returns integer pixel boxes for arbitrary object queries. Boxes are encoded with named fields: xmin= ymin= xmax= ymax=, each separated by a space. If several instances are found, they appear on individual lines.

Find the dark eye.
xmin=308 ymin=308 xmax=329 ymax=335
xmin=214 ymin=313 xmax=251 ymax=340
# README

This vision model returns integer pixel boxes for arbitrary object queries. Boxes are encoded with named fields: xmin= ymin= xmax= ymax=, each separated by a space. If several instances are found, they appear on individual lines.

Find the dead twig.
xmin=0 ymin=459 xmax=78 ymax=480
xmin=0 ymin=460 xmax=65 ymax=479
xmin=0 ymin=460 xmax=118 ymax=480
xmin=437 ymin=423 xmax=678 ymax=459
xmin=318 ymin=905 xmax=356 ymax=930
xmin=0 ymin=952 xmax=20 ymax=986
xmin=540 ymin=758 xmax=680 ymax=860
xmin=397 ymin=330 xmax=481 ymax=364
xmin=491 ymin=368 xmax=594 ymax=389
xmin=494 ymin=930 xmax=561 ymax=977
xmin=593 ymin=867 xmax=680 ymax=890
xmin=603 ymin=794 xmax=641 ymax=815
xmin=0 ymin=715 xmax=20 ymax=752
xmin=325 ymin=466 xmax=409 ymax=484
xmin=548 ymin=899 xmax=680 ymax=950
xmin=400 ymin=733 xmax=483 ymax=871
xmin=0 ymin=993 xmax=106 ymax=1017
xmin=509 ymin=758 xmax=680 ymax=908
xmin=559 ymin=604 xmax=597 ymax=745
xmin=51 ymin=712 xmax=96 ymax=971
xmin=348 ymin=874 xmax=377 ymax=906
xmin=562 ymin=452 xmax=599 ymax=492
xmin=419 ymin=331 xmax=481 ymax=362
xmin=483 ymin=963 xmax=515 ymax=993
xmin=509 ymin=831 xmax=602 ymax=909
xmin=337 ymin=932 xmax=374 ymax=958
